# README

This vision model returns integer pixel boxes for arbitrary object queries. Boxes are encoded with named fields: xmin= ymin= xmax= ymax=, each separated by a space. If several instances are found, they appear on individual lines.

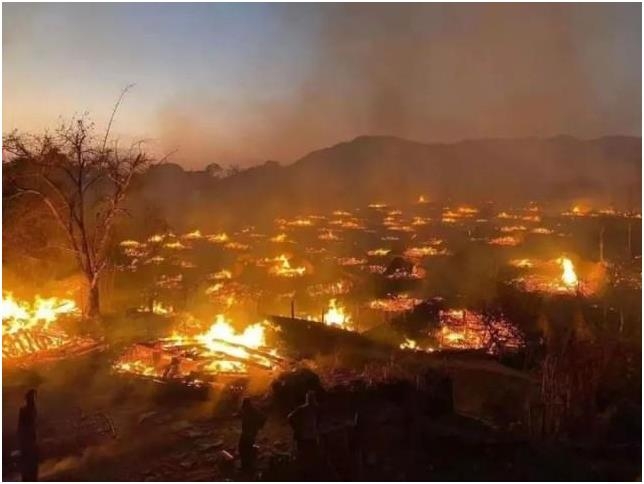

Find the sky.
xmin=3 ymin=3 xmax=642 ymax=168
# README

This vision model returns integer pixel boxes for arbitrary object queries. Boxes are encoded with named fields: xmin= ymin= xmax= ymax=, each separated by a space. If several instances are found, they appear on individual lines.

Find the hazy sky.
xmin=3 ymin=3 xmax=641 ymax=168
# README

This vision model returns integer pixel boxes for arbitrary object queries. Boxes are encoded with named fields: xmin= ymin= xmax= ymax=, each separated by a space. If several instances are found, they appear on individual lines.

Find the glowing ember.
xmin=182 ymin=230 xmax=203 ymax=240
xmin=531 ymin=227 xmax=554 ymax=234
xmin=286 ymin=217 xmax=315 ymax=227
xmin=147 ymin=234 xmax=164 ymax=243
xmin=367 ymin=248 xmax=391 ymax=256
xmin=400 ymin=338 xmax=434 ymax=352
xmin=306 ymin=280 xmax=352 ymax=297
xmin=225 ymin=241 xmax=249 ymax=251
xmin=411 ymin=216 xmax=430 ymax=226
xmin=513 ymin=257 xmax=587 ymax=295
xmin=500 ymin=225 xmax=527 ymax=232
xmin=211 ymin=269 xmax=233 ymax=280
xmin=120 ymin=239 xmax=144 ymax=248
xmin=269 ymin=255 xmax=307 ymax=277
xmin=138 ymin=301 xmax=174 ymax=315
xmin=509 ymin=259 xmax=535 ymax=268
xmin=488 ymin=236 xmax=520 ymax=246
xmin=319 ymin=230 xmax=341 ymax=241
xmin=437 ymin=309 xmax=524 ymax=354
xmin=337 ymin=257 xmax=367 ymax=267
xmin=404 ymin=245 xmax=448 ymax=258
xmin=207 ymin=233 xmax=230 ymax=243
xmin=164 ymin=240 xmax=188 ymax=250
xmin=270 ymin=233 xmax=289 ymax=243
xmin=368 ymin=294 xmax=422 ymax=312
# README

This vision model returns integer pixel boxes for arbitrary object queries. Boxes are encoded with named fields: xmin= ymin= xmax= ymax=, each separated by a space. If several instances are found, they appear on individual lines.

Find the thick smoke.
xmin=156 ymin=3 xmax=641 ymax=168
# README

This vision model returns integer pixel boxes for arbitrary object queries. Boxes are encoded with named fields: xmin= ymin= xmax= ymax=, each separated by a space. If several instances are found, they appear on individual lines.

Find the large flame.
xmin=2 ymin=293 xmax=98 ymax=364
xmin=2 ymin=293 xmax=78 ymax=335
xmin=559 ymin=257 xmax=578 ymax=287
xmin=322 ymin=299 xmax=351 ymax=329
xmin=114 ymin=315 xmax=281 ymax=383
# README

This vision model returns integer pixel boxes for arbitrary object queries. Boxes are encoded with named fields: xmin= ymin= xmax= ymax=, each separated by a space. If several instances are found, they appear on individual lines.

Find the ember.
xmin=269 ymin=255 xmax=307 ymax=277
xmin=368 ymin=294 xmax=422 ymax=312
xmin=437 ymin=309 xmax=524 ymax=354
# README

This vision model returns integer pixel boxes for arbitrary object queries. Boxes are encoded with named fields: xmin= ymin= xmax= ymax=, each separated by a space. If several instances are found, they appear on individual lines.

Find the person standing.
xmin=287 ymin=391 xmax=320 ymax=478
xmin=18 ymin=389 xmax=38 ymax=482
xmin=238 ymin=398 xmax=266 ymax=472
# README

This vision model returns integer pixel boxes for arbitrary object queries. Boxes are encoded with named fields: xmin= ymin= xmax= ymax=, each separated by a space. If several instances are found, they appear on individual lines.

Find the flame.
xmin=404 ymin=245 xmax=446 ymax=258
xmin=212 ymin=269 xmax=232 ymax=280
xmin=269 ymin=255 xmax=306 ymax=277
xmin=1 ymin=293 xmax=97 ymax=364
xmin=270 ymin=233 xmax=289 ymax=243
xmin=488 ymin=236 xmax=520 ymax=246
xmin=182 ymin=230 xmax=203 ymax=240
xmin=147 ymin=234 xmax=164 ymax=243
xmin=207 ymin=232 xmax=229 ymax=243
xmin=225 ymin=241 xmax=249 ymax=251
xmin=322 ymin=299 xmax=351 ymax=329
xmin=196 ymin=315 xmax=267 ymax=357
xmin=399 ymin=338 xmax=434 ymax=352
xmin=319 ymin=230 xmax=341 ymax=241
xmin=138 ymin=301 xmax=173 ymax=315
xmin=558 ymin=257 xmax=578 ymax=287
xmin=368 ymin=294 xmax=421 ymax=312
xmin=509 ymin=258 xmax=534 ymax=268
xmin=2 ymin=293 xmax=78 ymax=334
xmin=531 ymin=227 xmax=554 ymax=234
xmin=367 ymin=248 xmax=391 ymax=256
xmin=164 ymin=240 xmax=187 ymax=250
xmin=114 ymin=315 xmax=280 ymax=382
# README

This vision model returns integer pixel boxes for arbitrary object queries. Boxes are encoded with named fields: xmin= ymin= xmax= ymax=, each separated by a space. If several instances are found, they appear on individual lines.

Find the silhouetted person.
xmin=162 ymin=356 xmax=181 ymax=379
xmin=349 ymin=410 xmax=368 ymax=479
xmin=18 ymin=389 xmax=38 ymax=482
xmin=287 ymin=391 xmax=320 ymax=477
xmin=238 ymin=398 xmax=266 ymax=472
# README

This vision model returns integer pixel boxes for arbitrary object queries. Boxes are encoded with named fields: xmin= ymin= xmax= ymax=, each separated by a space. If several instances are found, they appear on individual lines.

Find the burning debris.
xmin=305 ymin=280 xmax=352 ymax=298
xmin=488 ymin=235 xmax=521 ymax=246
xmin=321 ymin=299 xmax=352 ymax=330
xmin=368 ymin=294 xmax=422 ymax=313
xmin=512 ymin=256 xmax=587 ymax=295
xmin=404 ymin=245 xmax=449 ymax=258
xmin=398 ymin=309 xmax=524 ymax=355
xmin=2 ymin=294 xmax=102 ymax=366
xmin=436 ymin=309 xmax=524 ymax=353
xmin=268 ymin=255 xmax=307 ymax=278
xmin=113 ymin=315 xmax=284 ymax=386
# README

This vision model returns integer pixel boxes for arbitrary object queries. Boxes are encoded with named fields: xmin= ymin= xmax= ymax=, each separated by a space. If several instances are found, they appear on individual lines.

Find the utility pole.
xmin=599 ymin=225 xmax=605 ymax=264
xmin=627 ymin=220 xmax=632 ymax=259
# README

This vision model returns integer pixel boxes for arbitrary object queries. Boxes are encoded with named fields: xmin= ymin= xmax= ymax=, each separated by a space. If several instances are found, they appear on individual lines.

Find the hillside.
xmin=125 ymin=135 xmax=642 ymax=232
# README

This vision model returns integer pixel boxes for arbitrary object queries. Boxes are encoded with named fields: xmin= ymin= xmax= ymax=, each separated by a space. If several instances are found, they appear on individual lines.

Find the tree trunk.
xmin=86 ymin=279 xmax=100 ymax=318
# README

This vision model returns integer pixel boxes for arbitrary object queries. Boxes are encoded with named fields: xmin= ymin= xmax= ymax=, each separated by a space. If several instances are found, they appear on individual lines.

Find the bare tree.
xmin=3 ymin=88 xmax=153 ymax=317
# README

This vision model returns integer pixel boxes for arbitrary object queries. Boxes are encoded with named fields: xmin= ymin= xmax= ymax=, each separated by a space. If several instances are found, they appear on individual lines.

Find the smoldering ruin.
xmin=2 ymin=3 xmax=642 ymax=483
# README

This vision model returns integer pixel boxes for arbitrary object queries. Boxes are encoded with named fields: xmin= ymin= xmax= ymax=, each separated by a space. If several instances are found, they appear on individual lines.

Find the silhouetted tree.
xmin=2 ymin=87 xmax=154 ymax=317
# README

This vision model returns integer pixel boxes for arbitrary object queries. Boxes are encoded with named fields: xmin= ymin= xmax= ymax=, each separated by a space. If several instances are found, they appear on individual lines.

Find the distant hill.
xmin=124 ymin=135 xmax=642 ymax=232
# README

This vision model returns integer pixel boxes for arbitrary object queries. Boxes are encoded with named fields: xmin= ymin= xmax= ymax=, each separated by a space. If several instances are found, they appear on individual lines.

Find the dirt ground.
xmin=2 ymin=349 xmax=640 ymax=482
